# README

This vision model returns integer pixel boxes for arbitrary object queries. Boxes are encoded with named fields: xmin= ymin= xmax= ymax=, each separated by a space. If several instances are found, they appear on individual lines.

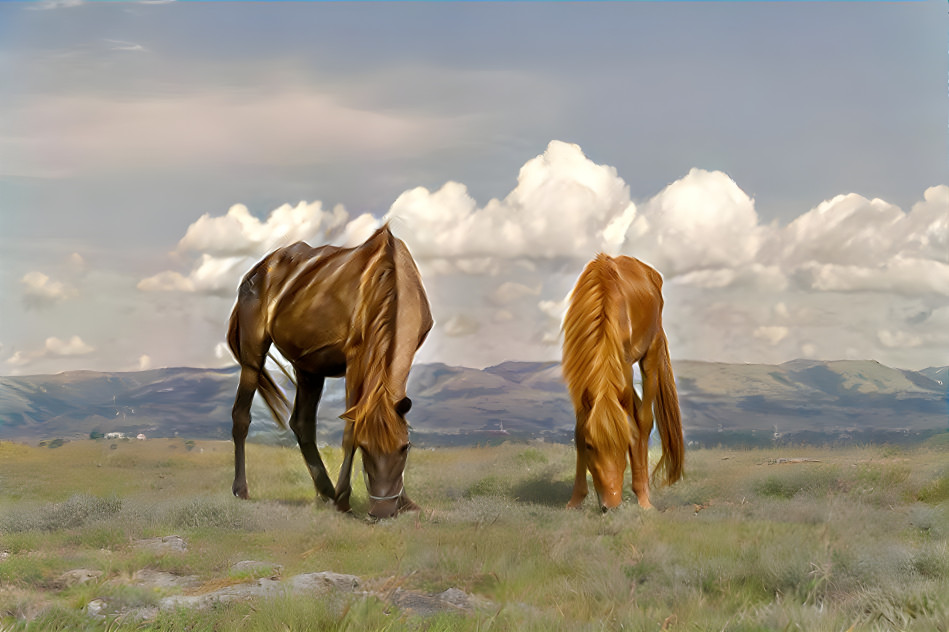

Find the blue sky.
xmin=1 ymin=0 xmax=946 ymax=374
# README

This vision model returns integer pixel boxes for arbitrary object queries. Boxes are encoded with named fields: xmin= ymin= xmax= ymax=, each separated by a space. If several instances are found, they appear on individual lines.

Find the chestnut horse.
xmin=227 ymin=225 xmax=433 ymax=519
xmin=562 ymin=254 xmax=684 ymax=511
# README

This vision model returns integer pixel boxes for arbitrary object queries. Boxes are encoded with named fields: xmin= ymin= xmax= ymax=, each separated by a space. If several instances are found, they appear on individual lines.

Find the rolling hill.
xmin=0 ymin=360 xmax=945 ymax=447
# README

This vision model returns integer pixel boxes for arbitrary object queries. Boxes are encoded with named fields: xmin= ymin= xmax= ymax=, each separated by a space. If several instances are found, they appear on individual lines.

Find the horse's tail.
xmin=227 ymin=292 xmax=290 ymax=429
xmin=652 ymin=329 xmax=684 ymax=486
xmin=343 ymin=224 xmax=401 ymax=452
xmin=562 ymin=254 xmax=632 ymax=454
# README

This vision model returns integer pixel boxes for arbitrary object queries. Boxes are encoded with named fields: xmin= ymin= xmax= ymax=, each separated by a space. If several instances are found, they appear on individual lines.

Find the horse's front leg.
xmin=567 ymin=424 xmax=589 ymax=509
xmin=629 ymin=435 xmax=653 ymax=510
xmin=334 ymin=419 xmax=357 ymax=513
xmin=289 ymin=371 xmax=337 ymax=503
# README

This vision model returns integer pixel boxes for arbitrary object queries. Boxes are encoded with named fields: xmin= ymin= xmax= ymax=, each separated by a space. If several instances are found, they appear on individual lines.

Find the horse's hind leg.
xmin=632 ymin=346 xmax=662 ymax=509
xmin=232 ymin=366 xmax=259 ymax=499
xmin=289 ymin=370 xmax=337 ymax=504
xmin=628 ymin=387 xmax=653 ymax=510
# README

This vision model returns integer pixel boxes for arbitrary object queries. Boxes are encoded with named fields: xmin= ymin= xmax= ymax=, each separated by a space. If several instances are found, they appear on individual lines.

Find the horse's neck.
xmin=387 ymin=245 xmax=431 ymax=398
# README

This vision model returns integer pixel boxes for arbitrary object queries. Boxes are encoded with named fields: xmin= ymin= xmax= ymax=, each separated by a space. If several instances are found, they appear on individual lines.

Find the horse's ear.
xmin=395 ymin=397 xmax=412 ymax=416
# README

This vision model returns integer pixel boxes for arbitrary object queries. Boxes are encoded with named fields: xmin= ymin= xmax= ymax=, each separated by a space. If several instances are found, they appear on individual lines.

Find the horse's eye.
xmin=400 ymin=442 xmax=412 ymax=454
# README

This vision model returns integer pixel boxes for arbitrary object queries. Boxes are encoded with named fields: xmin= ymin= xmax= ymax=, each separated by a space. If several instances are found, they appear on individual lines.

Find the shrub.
xmin=170 ymin=497 xmax=255 ymax=531
xmin=917 ymin=470 xmax=949 ymax=504
xmin=0 ymin=494 xmax=122 ymax=533
xmin=464 ymin=475 xmax=510 ymax=499
xmin=516 ymin=447 xmax=548 ymax=467
xmin=753 ymin=466 xmax=841 ymax=500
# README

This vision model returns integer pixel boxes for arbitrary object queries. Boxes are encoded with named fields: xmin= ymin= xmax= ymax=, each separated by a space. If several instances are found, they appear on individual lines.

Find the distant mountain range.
xmin=1 ymin=360 xmax=946 ymax=447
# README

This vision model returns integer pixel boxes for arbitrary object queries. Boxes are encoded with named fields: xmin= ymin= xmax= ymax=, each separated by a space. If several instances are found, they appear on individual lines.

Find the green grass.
xmin=1 ymin=438 xmax=948 ymax=630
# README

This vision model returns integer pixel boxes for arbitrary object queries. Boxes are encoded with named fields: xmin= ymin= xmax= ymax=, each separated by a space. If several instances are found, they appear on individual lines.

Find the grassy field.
xmin=1 ymin=436 xmax=948 ymax=631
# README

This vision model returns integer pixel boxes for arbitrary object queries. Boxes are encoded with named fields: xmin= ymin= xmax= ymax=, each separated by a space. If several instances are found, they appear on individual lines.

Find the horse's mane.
xmin=562 ymin=254 xmax=632 ymax=454
xmin=343 ymin=224 xmax=405 ymax=453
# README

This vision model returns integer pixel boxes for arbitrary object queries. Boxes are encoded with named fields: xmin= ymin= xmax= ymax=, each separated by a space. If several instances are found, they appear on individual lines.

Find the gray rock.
xmin=132 ymin=535 xmax=187 ymax=553
xmin=289 ymin=572 xmax=360 ymax=594
xmin=160 ymin=578 xmax=284 ymax=611
xmin=56 ymin=569 xmax=102 ymax=588
xmin=85 ymin=598 xmax=107 ymax=619
xmin=436 ymin=587 xmax=473 ymax=609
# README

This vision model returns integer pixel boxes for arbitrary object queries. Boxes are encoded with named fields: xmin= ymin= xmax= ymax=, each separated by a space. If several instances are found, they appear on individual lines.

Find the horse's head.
xmin=359 ymin=397 xmax=419 ymax=519
xmin=578 ymin=430 xmax=628 ymax=511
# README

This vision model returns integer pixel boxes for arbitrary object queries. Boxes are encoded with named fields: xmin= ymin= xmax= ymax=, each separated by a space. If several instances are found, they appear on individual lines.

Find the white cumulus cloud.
xmin=779 ymin=193 xmax=904 ymax=267
xmin=773 ymin=185 xmax=949 ymax=296
xmin=21 ymin=271 xmax=76 ymax=308
xmin=140 ymin=201 xmax=379 ymax=295
xmin=386 ymin=140 xmax=635 ymax=264
xmin=177 ymin=201 xmax=350 ymax=258
xmin=6 ymin=335 xmax=95 ymax=369
xmin=44 ymin=335 xmax=95 ymax=356
xmin=624 ymin=167 xmax=765 ymax=278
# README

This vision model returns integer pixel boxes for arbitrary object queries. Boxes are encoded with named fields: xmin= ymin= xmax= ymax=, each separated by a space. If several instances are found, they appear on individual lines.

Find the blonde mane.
xmin=343 ymin=225 xmax=405 ymax=454
xmin=562 ymin=254 xmax=633 ymax=454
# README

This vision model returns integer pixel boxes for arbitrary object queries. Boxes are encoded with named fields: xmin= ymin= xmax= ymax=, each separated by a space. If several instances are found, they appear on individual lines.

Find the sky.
xmin=0 ymin=0 xmax=946 ymax=376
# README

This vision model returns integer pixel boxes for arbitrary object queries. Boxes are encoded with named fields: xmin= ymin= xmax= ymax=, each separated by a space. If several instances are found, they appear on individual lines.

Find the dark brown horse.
xmin=227 ymin=225 xmax=433 ymax=518
xmin=562 ymin=254 xmax=684 ymax=511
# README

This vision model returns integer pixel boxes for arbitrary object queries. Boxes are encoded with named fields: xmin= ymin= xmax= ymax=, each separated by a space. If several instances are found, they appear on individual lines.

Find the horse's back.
xmin=265 ymin=243 xmax=361 ymax=368
xmin=607 ymin=256 xmax=661 ymax=361
xmin=612 ymin=256 xmax=662 ymax=293
xmin=237 ymin=242 xmax=338 ymax=300
xmin=568 ymin=254 xmax=664 ymax=365
xmin=262 ymin=227 xmax=430 ymax=377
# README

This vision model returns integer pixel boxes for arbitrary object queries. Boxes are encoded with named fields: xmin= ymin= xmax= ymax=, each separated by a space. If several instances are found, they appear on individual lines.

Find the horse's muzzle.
xmin=368 ymin=499 xmax=401 ymax=520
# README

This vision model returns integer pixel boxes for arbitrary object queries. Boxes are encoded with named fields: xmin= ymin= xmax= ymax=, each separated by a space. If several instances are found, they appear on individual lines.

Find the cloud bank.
xmin=139 ymin=141 xmax=948 ymax=369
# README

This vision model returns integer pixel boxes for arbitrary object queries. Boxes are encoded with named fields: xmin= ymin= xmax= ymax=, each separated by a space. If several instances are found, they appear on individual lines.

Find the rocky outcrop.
xmin=54 ymin=537 xmax=492 ymax=624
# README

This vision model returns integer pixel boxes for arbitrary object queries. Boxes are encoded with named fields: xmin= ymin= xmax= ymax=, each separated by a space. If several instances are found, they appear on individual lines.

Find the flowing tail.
xmin=226 ymin=303 xmax=290 ymax=429
xmin=652 ymin=329 xmax=684 ymax=485
xmin=562 ymin=254 xmax=633 ymax=454
xmin=342 ymin=225 xmax=402 ymax=452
